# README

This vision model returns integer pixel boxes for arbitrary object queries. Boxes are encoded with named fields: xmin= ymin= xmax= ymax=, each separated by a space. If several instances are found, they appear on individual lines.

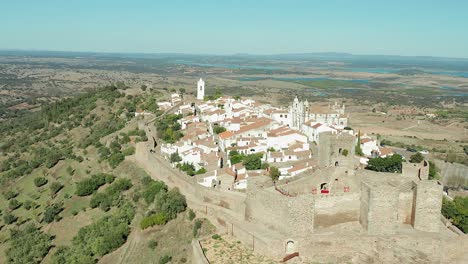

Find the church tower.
xmin=197 ymin=78 xmax=205 ymax=100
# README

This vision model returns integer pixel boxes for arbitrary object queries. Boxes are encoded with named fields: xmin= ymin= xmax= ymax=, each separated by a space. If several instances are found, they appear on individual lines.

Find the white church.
xmin=269 ymin=96 xmax=348 ymax=129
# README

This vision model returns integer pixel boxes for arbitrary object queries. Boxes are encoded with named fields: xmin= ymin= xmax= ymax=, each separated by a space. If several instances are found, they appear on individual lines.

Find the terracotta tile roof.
xmin=361 ymin=138 xmax=374 ymax=144
xmin=219 ymin=131 xmax=235 ymax=139
xmin=378 ymin=147 xmax=393 ymax=156
xmin=224 ymin=167 xmax=236 ymax=177
xmin=236 ymin=173 xmax=246 ymax=181
xmin=270 ymin=152 xmax=283 ymax=158
xmin=311 ymin=123 xmax=323 ymax=129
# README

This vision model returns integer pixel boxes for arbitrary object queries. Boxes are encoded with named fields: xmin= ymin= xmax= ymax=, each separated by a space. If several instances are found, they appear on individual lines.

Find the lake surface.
xmin=237 ymin=77 xmax=371 ymax=83
xmin=175 ymin=60 xmax=468 ymax=78
xmin=340 ymin=67 xmax=468 ymax=78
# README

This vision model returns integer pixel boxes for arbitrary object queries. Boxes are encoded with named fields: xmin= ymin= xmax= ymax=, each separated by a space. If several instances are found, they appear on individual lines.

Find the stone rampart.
xmin=314 ymin=192 xmax=360 ymax=228
xmin=414 ymin=180 xmax=443 ymax=232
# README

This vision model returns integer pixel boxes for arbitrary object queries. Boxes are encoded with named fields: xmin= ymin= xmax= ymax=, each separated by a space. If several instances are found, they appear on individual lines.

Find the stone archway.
xmin=285 ymin=240 xmax=296 ymax=254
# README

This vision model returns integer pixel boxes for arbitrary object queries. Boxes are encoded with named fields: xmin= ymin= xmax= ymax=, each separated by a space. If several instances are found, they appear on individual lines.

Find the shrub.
xmin=428 ymin=161 xmax=439 ymax=180
xmin=90 ymin=178 xmax=133 ymax=211
xmin=4 ymin=190 xmax=19 ymax=200
xmin=105 ymin=174 xmax=116 ymax=184
xmin=169 ymin=152 xmax=182 ymax=163
xmin=193 ymin=219 xmax=202 ymax=237
xmin=142 ymin=180 xmax=167 ymax=204
xmin=43 ymin=203 xmax=64 ymax=223
xmin=409 ymin=152 xmax=424 ymax=163
xmin=148 ymin=239 xmax=158 ymax=249
xmin=212 ymin=234 xmax=221 ymax=240
xmin=140 ymin=212 xmax=169 ymax=229
xmin=342 ymin=149 xmax=349 ymax=157
xmin=75 ymin=174 xmax=108 ymax=196
xmin=3 ymin=213 xmax=18 ymax=224
xmin=195 ymin=167 xmax=207 ymax=175
xmin=155 ymin=188 xmax=187 ymax=220
xmin=50 ymin=182 xmax=64 ymax=195
xmin=159 ymin=255 xmax=172 ymax=264
xmin=8 ymin=199 xmax=22 ymax=210
xmin=122 ymin=147 xmax=135 ymax=156
xmin=108 ymin=152 xmax=125 ymax=168
xmin=66 ymin=166 xmax=74 ymax=176
xmin=178 ymin=162 xmax=196 ymax=176
xmin=23 ymin=200 xmax=35 ymax=210
xmin=188 ymin=209 xmax=196 ymax=221
xmin=34 ymin=177 xmax=48 ymax=187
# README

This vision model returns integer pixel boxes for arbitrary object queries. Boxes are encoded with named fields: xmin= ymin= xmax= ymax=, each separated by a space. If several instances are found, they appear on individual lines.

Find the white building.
xmin=302 ymin=121 xmax=337 ymax=143
xmin=360 ymin=136 xmax=379 ymax=157
xmin=197 ymin=78 xmax=205 ymax=100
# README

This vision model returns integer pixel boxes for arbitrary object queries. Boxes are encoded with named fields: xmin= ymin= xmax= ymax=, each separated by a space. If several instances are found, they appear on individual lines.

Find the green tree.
xmin=243 ymin=154 xmax=263 ymax=170
xmin=366 ymin=154 xmax=403 ymax=173
xmin=355 ymin=131 xmax=364 ymax=156
xmin=442 ymin=197 xmax=468 ymax=233
xmin=156 ymin=188 xmax=187 ymax=220
xmin=108 ymin=152 xmax=125 ymax=168
xmin=6 ymin=224 xmax=53 ymax=264
xmin=269 ymin=166 xmax=280 ymax=182
xmin=50 ymin=182 xmax=63 ymax=196
xmin=3 ymin=213 xmax=18 ymax=224
xmin=34 ymin=176 xmax=48 ymax=187
xmin=170 ymin=152 xmax=182 ymax=163
xmin=43 ymin=203 xmax=64 ymax=223
xmin=213 ymin=126 xmax=227 ymax=134
xmin=8 ymin=199 xmax=21 ymax=210
xmin=409 ymin=152 xmax=424 ymax=163
xmin=75 ymin=174 xmax=108 ymax=196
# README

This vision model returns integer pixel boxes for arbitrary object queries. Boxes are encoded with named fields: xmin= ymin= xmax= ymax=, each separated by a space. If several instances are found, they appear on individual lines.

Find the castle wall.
xmin=397 ymin=181 xmax=416 ymax=225
xmin=402 ymin=160 xmax=429 ymax=180
xmin=318 ymin=132 xmax=355 ymax=168
xmin=298 ymin=234 xmax=467 ymax=263
xmin=244 ymin=188 xmax=315 ymax=237
xmin=360 ymin=182 xmax=399 ymax=235
xmin=414 ymin=180 xmax=443 ymax=232
xmin=314 ymin=193 xmax=360 ymax=229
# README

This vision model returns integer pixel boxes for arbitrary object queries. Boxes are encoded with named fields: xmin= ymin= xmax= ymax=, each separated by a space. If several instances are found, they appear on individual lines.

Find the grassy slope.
xmin=0 ymin=86 xmax=212 ymax=263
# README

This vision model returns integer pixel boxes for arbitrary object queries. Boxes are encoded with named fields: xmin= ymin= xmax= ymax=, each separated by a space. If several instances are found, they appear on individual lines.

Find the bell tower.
xmin=197 ymin=78 xmax=205 ymax=100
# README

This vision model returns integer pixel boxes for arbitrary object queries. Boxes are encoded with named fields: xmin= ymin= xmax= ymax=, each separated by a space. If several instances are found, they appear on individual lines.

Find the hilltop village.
xmin=153 ymin=78 xmax=394 ymax=191
xmin=131 ymin=78 xmax=467 ymax=263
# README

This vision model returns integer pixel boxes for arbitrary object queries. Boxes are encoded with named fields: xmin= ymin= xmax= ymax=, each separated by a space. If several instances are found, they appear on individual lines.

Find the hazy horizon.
xmin=1 ymin=0 xmax=468 ymax=58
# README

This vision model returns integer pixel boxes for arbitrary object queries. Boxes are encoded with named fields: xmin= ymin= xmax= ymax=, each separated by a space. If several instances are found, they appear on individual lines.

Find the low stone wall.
xmin=192 ymin=239 xmax=210 ymax=264
xmin=299 ymin=234 xmax=468 ymax=263
xmin=314 ymin=192 xmax=360 ymax=229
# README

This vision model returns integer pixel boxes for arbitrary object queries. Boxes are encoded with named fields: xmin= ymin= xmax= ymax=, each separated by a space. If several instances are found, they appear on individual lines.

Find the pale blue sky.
xmin=1 ymin=0 xmax=467 ymax=57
